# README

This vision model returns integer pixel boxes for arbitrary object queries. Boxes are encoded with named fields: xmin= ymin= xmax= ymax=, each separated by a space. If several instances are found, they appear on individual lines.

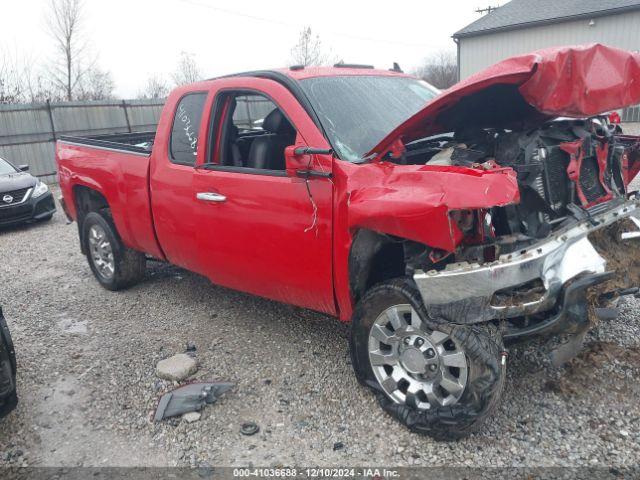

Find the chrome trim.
xmin=414 ymin=197 xmax=640 ymax=323
xmin=196 ymin=192 xmax=227 ymax=203
xmin=59 ymin=140 xmax=151 ymax=157
xmin=0 ymin=187 xmax=33 ymax=208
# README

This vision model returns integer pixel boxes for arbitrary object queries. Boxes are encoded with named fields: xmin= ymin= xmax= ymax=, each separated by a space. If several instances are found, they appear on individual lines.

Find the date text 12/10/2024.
xmin=232 ymin=468 xmax=400 ymax=478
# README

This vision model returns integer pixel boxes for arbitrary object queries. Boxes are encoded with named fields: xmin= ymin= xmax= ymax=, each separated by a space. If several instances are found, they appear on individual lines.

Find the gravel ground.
xmin=0 ymin=179 xmax=639 ymax=469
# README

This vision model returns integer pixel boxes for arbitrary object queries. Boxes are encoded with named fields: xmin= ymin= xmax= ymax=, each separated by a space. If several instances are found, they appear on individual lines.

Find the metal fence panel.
xmin=0 ymin=99 xmax=164 ymax=184
xmin=623 ymin=105 xmax=640 ymax=123
xmin=0 ymin=141 xmax=56 ymax=184
xmin=126 ymin=101 xmax=164 ymax=132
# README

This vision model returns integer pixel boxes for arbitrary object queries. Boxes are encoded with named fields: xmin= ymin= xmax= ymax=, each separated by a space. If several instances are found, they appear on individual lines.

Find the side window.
xmin=215 ymin=92 xmax=297 ymax=172
xmin=170 ymin=92 xmax=207 ymax=165
xmin=232 ymin=95 xmax=278 ymax=131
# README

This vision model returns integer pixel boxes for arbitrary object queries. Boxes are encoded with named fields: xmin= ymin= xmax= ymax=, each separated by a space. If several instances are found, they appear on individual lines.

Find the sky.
xmin=0 ymin=0 xmax=495 ymax=98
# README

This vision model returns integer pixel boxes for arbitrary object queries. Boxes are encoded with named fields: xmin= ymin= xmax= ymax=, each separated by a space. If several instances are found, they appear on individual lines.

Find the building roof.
xmin=454 ymin=0 xmax=640 ymax=38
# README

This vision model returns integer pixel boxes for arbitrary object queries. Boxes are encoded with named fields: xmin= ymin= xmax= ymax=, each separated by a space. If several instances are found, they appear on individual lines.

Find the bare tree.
xmin=1 ymin=45 xmax=112 ymax=104
xmin=0 ymin=50 xmax=50 ymax=104
xmin=171 ymin=52 xmax=202 ymax=86
xmin=289 ymin=27 xmax=334 ymax=67
xmin=138 ymin=75 xmax=170 ymax=99
xmin=414 ymin=51 xmax=459 ymax=89
xmin=46 ymin=0 xmax=93 ymax=101
xmin=0 ymin=53 xmax=26 ymax=103
xmin=25 ymin=72 xmax=61 ymax=103
xmin=76 ymin=67 xmax=115 ymax=101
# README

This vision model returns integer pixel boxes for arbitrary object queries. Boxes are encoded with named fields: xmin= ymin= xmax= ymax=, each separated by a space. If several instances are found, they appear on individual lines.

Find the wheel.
xmin=350 ymin=278 xmax=505 ymax=440
xmin=81 ymin=211 xmax=146 ymax=291
xmin=0 ymin=310 xmax=17 ymax=417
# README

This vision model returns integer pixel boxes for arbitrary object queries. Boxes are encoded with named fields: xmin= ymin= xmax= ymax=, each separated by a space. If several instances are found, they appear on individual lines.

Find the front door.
xmin=192 ymin=79 xmax=335 ymax=314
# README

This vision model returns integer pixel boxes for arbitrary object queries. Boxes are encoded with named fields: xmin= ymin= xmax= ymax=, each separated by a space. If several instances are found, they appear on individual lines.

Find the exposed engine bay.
xmin=391 ymin=117 xmax=640 ymax=340
xmin=400 ymin=117 xmax=639 ymax=255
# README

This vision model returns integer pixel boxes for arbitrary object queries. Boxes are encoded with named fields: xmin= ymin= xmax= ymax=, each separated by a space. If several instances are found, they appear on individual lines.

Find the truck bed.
xmin=58 ymin=131 xmax=155 ymax=155
xmin=56 ymin=132 xmax=164 ymax=260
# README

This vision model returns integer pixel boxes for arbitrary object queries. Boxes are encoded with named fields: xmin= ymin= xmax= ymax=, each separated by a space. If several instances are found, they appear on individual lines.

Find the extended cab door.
xmin=192 ymin=78 xmax=336 ymax=315
xmin=150 ymin=89 xmax=210 ymax=273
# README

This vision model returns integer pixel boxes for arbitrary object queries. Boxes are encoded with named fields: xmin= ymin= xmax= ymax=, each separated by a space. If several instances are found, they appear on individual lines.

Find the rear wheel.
xmin=81 ymin=211 xmax=146 ymax=291
xmin=350 ymin=278 xmax=505 ymax=440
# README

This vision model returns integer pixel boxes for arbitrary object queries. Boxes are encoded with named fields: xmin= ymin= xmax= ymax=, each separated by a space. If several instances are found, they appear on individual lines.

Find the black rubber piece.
xmin=81 ymin=211 xmax=146 ymax=291
xmin=240 ymin=422 xmax=260 ymax=436
xmin=0 ymin=309 xmax=17 ymax=418
xmin=350 ymin=277 xmax=506 ymax=441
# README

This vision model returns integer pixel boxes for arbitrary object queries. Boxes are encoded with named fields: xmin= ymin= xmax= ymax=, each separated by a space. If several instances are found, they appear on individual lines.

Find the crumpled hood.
xmin=368 ymin=44 xmax=640 ymax=158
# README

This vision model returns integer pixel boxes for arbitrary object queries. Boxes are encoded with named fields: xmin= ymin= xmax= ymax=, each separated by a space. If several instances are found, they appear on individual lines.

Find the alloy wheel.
xmin=88 ymin=224 xmax=115 ymax=280
xmin=367 ymin=304 xmax=469 ymax=410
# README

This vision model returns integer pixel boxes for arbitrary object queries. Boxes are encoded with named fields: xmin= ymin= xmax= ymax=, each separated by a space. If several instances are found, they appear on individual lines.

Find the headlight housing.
xmin=32 ymin=180 xmax=49 ymax=198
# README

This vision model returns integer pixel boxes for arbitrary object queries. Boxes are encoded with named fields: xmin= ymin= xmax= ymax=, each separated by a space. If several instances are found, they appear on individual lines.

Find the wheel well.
xmin=348 ymin=230 xmax=408 ymax=304
xmin=73 ymin=186 xmax=109 ymax=254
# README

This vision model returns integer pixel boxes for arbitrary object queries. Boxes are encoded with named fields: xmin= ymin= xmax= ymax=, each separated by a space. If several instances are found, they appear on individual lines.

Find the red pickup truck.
xmin=57 ymin=44 xmax=640 ymax=440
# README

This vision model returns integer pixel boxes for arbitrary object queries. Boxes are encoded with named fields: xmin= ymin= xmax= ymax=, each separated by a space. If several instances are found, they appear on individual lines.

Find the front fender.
xmin=332 ymin=161 xmax=520 ymax=321
xmin=344 ymin=162 xmax=519 ymax=251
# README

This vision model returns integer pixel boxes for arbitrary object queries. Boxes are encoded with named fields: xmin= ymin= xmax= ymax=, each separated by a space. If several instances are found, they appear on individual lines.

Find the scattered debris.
xmin=239 ymin=422 xmax=259 ymax=436
xmin=620 ymin=215 xmax=640 ymax=240
xmin=333 ymin=442 xmax=344 ymax=451
xmin=594 ymin=307 xmax=619 ymax=321
xmin=182 ymin=411 xmax=201 ymax=423
xmin=544 ymin=341 xmax=640 ymax=397
xmin=550 ymin=330 xmax=588 ymax=367
xmin=589 ymin=219 xmax=640 ymax=300
xmin=57 ymin=317 xmax=88 ymax=335
xmin=154 ymin=382 xmax=233 ymax=422
xmin=185 ymin=342 xmax=197 ymax=354
xmin=156 ymin=353 xmax=198 ymax=381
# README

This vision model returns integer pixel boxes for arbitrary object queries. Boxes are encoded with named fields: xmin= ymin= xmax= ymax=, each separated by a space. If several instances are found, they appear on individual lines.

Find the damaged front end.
xmin=410 ymin=118 xmax=640 ymax=325
xmin=405 ymin=121 xmax=640 ymax=353
xmin=402 ymin=115 xmax=640 ymax=353
xmin=355 ymin=45 xmax=640 ymax=355
xmin=414 ymin=197 xmax=639 ymax=332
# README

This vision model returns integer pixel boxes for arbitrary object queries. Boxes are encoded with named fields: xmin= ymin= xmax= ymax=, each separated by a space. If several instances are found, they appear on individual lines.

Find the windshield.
xmin=300 ymin=75 xmax=439 ymax=161
xmin=0 ymin=157 xmax=17 ymax=175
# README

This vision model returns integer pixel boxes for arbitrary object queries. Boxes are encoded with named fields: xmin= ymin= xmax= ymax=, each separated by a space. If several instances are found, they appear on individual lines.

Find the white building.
xmin=454 ymin=0 xmax=640 ymax=80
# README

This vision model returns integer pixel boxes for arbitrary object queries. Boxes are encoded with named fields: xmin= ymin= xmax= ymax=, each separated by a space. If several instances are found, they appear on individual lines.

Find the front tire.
xmin=350 ymin=278 xmax=505 ymax=440
xmin=81 ymin=211 xmax=146 ymax=291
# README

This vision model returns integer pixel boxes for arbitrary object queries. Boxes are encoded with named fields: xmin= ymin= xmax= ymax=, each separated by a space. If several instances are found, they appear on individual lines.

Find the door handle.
xmin=196 ymin=192 xmax=227 ymax=203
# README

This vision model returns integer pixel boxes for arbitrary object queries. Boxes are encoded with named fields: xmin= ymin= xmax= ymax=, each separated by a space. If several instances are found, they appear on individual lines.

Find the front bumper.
xmin=414 ymin=196 xmax=640 ymax=323
xmin=0 ymin=189 xmax=56 ymax=227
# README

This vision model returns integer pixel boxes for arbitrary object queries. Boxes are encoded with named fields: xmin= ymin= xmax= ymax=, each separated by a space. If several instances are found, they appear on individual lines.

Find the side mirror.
xmin=285 ymin=145 xmax=309 ymax=176
xmin=284 ymin=145 xmax=333 ymax=179
xmin=17 ymin=164 xmax=29 ymax=172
